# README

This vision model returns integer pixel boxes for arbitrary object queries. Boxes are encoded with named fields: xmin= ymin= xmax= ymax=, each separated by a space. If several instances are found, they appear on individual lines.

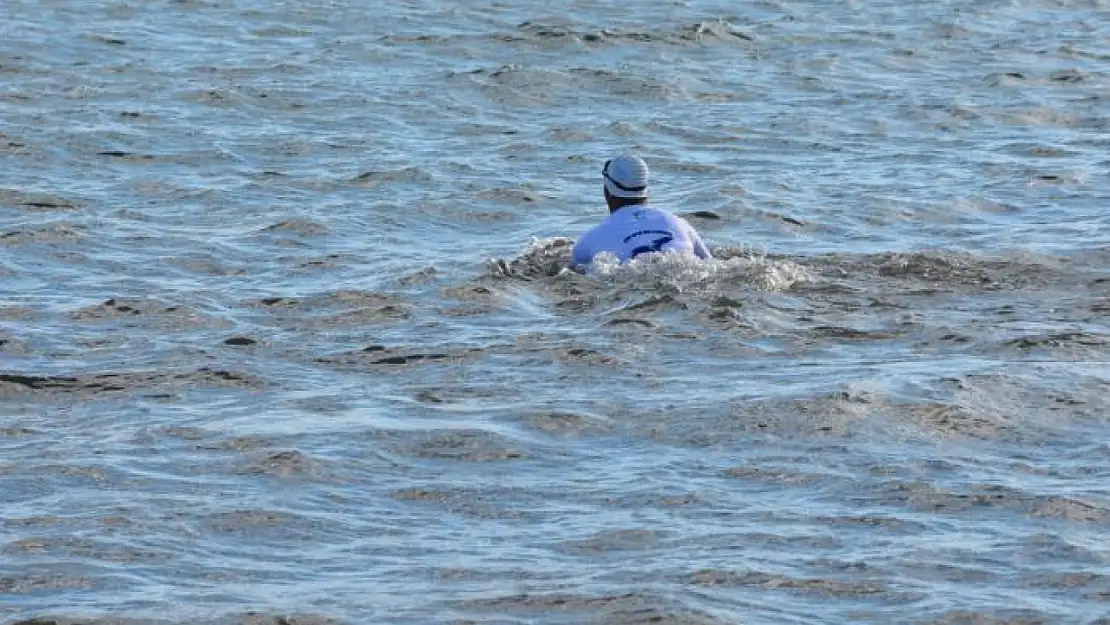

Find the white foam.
xmin=586 ymin=248 xmax=810 ymax=293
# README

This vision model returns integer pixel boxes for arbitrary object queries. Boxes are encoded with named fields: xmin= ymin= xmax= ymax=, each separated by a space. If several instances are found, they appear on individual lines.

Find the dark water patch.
xmin=807 ymin=325 xmax=905 ymax=341
xmin=0 ymin=132 xmax=30 ymax=152
xmin=464 ymin=185 xmax=541 ymax=207
xmin=395 ymin=266 xmax=440 ymax=286
xmin=1031 ymin=496 xmax=1110 ymax=524
xmin=319 ymin=343 xmax=481 ymax=369
xmin=565 ymin=67 xmax=681 ymax=99
xmin=1 ymin=222 xmax=83 ymax=245
xmin=672 ymin=529 xmax=840 ymax=553
xmin=0 ymin=306 xmax=39 ymax=321
xmin=762 ymin=211 xmax=806 ymax=227
xmin=0 ymin=335 xmax=28 ymax=353
xmin=998 ymin=142 xmax=1081 ymax=159
xmin=983 ymin=71 xmax=1028 ymax=86
xmin=692 ymin=90 xmax=753 ymax=103
xmin=365 ymin=350 xmax=449 ymax=366
xmin=97 ymin=150 xmax=155 ymax=160
xmin=391 ymin=487 xmax=530 ymax=519
xmin=1015 ymin=531 xmax=1108 ymax=567
xmin=402 ymin=382 xmax=515 ymax=407
xmin=876 ymin=253 xmax=1002 ymax=284
xmin=71 ymin=298 xmax=160 ymax=319
xmin=247 ymin=291 xmax=411 ymax=328
xmin=0 ymin=574 xmax=96 ymax=594
xmin=1001 ymin=107 xmax=1078 ymax=128
xmin=452 ymin=121 xmax=519 ymax=137
xmin=0 ymin=368 xmax=263 ymax=397
xmin=39 ymin=463 xmax=110 ymax=482
xmin=457 ymin=591 xmax=668 ymax=613
xmin=0 ymin=92 xmax=32 ymax=103
xmin=427 ymin=566 xmax=551 ymax=582
xmin=3 ymin=515 xmax=72 ymax=530
xmin=709 ymin=295 xmax=744 ymax=310
xmin=257 ymin=218 xmax=328 ymax=236
xmin=161 ymin=426 xmax=208 ymax=441
xmin=301 ymin=291 xmax=401 ymax=309
xmin=553 ymin=345 xmax=622 ymax=366
xmin=792 ymin=250 xmax=1075 ymax=294
xmin=724 ymin=465 xmax=826 ymax=486
xmin=239 ymin=450 xmax=316 ymax=478
xmin=0 ymin=189 xmax=77 ymax=210
xmin=404 ymin=19 xmax=753 ymax=55
xmin=169 ymin=255 xmax=250 ymax=277
xmin=1004 ymin=331 xmax=1106 ymax=349
xmin=555 ymin=529 xmax=665 ymax=555
xmin=412 ymin=389 xmax=444 ymax=403
xmin=453 ymin=593 xmax=731 ymax=625
xmin=202 ymin=435 xmax=275 ymax=453
xmin=438 ymin=303 xmax=494 ymax=316
xmin=84 ymin=33 xmax=127 ymax=46
xmin=253 ymin=297 xmax=298 ymax=308
xmin=720 ymin=393 xmax=867 ymax=439
xmin=618 ymin=294 xmax=689 ymax=314
xmin=594 ymin=607 xmax=729 ymax=625
xmin=898 ymin=402 xmax=1010 ymax=441
xmin=919 ymin=609 xmax=1057 ymax=625
xmin=421 ymin=203 xmax=519 ymax=225
xmin=808 ymin=513 xmax=928 ymax=534
xmin=233 ymin=612 xmax=346 ymax=625
xmin=462 ymin=63 xmax=681 ymax=104
xmin=686 ymin=569 xmax=893 ymax=598
xmin=440 ymin=283 xmax=507 ymax=303
xmin=959 ymin=197 xmax=1022 ymax=214
xmin=677 ymin=210 xmax=721 ymax=221
xmin=4 ymin=534 xmax=174 ymax=563
xmin=512 ymin=19 xmax=755 ymax=46
xmin=943 ymin=373 xmax=1110 ymax=435
xmin=69 ymin=299 xmax=224 ymax=331
xmin=349 ymin=167 xmax=431 ymax=187
xmin=554 ymin=296 xmax=599 ymax=314
xmin=399 ymin=429 xmax=524 ymax=462
xmin=3 ymin=615 xmax=343 ymax=625
xmin=863 ymin=480 xmax=1110 ymax=524
xmin=304 ymin=305 xmax=411 ymax=327
xmin=548 ymin=125 xmax=594 ymax=141
xmin=603 ymin=316 xmax=660 ymax=330
xmin=524 ymin=411 xmax=612 ymax=436
xmin=1049 ymin=69 xmax=1088 ymax=84
xmin=205 ymin=510 xmax=314 ymax=535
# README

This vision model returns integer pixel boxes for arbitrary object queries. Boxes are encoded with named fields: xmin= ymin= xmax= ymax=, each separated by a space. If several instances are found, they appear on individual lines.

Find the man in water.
xmin=571 ymin=154 xmax=712 ymax=269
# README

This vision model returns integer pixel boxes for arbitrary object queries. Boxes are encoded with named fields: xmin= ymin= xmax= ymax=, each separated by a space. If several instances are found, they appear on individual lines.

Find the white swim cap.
xmin=602 ymin=154 xmax=649 ymax=199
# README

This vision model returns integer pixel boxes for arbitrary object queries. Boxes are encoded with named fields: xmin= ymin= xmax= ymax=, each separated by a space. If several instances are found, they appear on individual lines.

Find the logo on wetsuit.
xmin=623 ymin=229 xmax=675 ymax=259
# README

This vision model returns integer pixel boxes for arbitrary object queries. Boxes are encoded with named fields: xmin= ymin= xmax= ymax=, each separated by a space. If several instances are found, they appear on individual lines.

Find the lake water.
xmin=1 ymin=0 xmax=1108 ymax=623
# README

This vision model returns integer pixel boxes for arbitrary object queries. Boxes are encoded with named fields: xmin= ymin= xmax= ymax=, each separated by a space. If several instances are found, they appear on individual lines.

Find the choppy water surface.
xmin=2 ymin=0 xmax=1109 ymax=623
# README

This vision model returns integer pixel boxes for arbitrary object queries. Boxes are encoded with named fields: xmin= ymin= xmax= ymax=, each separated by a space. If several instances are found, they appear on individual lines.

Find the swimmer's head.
xmin=603 ymin=154 xmax=650 ymax=210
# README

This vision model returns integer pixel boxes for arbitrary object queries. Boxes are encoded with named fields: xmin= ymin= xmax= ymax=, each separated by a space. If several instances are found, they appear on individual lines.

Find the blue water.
xmin=1 ymin=1 xmax=1108 ymax=623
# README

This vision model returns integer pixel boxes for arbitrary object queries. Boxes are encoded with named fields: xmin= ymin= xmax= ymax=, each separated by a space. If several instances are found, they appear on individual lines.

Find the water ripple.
xmin=2 ymin=0 xmax=1109 ymax=624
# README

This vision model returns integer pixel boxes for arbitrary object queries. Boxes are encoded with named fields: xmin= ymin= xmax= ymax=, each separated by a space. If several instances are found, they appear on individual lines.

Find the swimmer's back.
xmin=571 ymin=205 xmax=711 ymax=268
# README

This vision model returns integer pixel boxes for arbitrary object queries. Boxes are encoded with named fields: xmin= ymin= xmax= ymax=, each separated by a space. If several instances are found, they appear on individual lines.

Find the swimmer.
xmin=571 ymin=154 xmax=712 ymax=269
